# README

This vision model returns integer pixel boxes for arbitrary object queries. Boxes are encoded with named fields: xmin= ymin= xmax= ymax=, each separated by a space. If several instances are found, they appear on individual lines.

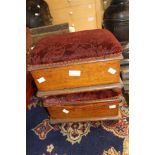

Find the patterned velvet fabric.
xmin=43 ymin=89 xmax=122 ymax=106
xmin=28 ymin=29 xmax=122 ymax=66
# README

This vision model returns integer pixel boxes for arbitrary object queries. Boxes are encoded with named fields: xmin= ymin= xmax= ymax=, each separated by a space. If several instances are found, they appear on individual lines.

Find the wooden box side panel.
xmin=31 ymin=60 xmax=120 ymax=92
xmin=47 ymin=102 xmax=119 ymax=121
xmin=37 ymin=81 xmax=123 ymax=97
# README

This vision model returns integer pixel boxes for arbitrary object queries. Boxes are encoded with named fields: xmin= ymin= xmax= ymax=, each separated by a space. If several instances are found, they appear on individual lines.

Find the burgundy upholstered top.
xmin=43 ymin=89 xmax=122 ymax=106
xmin=27 ymin=29 xmax=122 ymax=66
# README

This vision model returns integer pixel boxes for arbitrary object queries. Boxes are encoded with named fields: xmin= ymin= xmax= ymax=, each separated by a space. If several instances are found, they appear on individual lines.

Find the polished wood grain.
xmin=37 ymin=80 xmax=123 ymax=97
xmin=47 ymin=101 xmax=120 ymax=123
xmin=28 ymin=55 xmax=123 ymax=71
xmin=50 ymin=114 xmax=121 ymax=124
xmin=31 ymin=59 xmax=120 ymax=92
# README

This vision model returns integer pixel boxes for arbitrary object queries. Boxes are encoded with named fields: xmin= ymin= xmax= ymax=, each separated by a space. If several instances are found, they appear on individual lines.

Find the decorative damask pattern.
xmin=59 ymin=122 xmax=91 ymax=145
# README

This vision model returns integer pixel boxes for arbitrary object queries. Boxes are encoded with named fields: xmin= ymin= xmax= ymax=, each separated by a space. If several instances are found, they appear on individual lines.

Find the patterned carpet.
xmin=26 ymin=99 xmax=129 ymax=155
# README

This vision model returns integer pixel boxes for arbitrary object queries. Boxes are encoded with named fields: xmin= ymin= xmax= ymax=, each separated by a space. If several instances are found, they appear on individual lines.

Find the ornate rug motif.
xmin=100 ymin=103 xmax=129 ymax=138
xmin=59 ymin=122 xmax=91 ymax=145
xmin=102 ymin=147 xmax=121 ymax=155
xmin=42 ymin=144 xmax=67 ymax=155
xmin=28 ymin=100 xmax=129 ymax=155
xmin=32 ymin=103 xmax=128 ymax=150
xmin=27 ymin=96 xmax=42 ymax=110
xmin=41 ymin=144 xmax=125 ymax=155
xmin=32 ymin=119 xmax=53 ymax=140
xmin=122 ymin=136 xmax=129 ymax=155
xmin=27 ymin=102 xmax=38 ymax=110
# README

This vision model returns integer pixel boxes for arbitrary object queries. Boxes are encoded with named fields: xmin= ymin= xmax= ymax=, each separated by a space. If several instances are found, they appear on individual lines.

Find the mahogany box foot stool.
xmin=43 ymin=89 xmax=123 ymax=124
xmin=27 ymin=29 xmax=123 ymax=123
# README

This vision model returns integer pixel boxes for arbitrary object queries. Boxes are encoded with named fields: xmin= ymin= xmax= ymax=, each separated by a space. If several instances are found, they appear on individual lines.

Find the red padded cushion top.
xmin=43 ymin=89 xmax=122 ymax=106
xmin=27 ymin=29 xmax=122 ymax=66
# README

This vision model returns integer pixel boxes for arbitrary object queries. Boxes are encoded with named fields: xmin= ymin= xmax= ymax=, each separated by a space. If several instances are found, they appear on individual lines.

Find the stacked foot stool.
xmin=27 ymin=29 xmax=124 ymax=124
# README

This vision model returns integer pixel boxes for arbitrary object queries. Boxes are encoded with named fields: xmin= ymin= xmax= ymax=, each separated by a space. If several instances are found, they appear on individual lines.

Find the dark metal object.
xmin=26 ymin=0 xmax=53 ymax=28
xmin=103 ymin=0 xmax=129 ymax=42
xmin=121 ymin=41 xmax=129 ymax=59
